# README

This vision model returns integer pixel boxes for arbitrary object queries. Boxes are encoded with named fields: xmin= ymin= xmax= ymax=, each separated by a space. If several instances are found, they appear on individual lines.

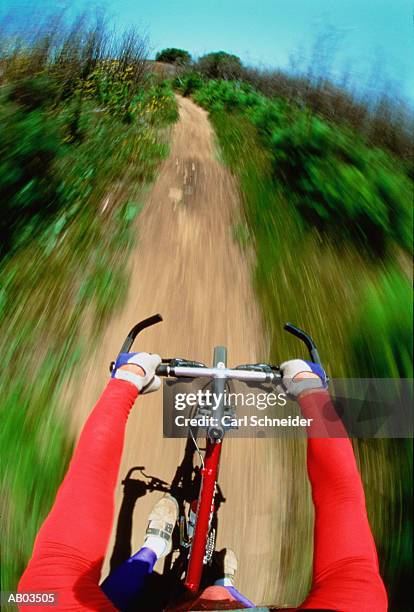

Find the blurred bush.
xmin=197 ymin=51 xmax=243 ymax=80
xmin=6 ymin=75 xmax=60 ymax=111
xmin=185 ymin=77 xmax=412 ymax=255
xmin=155 ymin=47 xmax=192 ymax=66
xmin=350 ymin=267 xmax=413 ymax=378
xmin=192 ymin=78 xmax=257 ymax=112
xmin=174 ymin=72 xmax=204 ymax=97
xmin=271 ymin=116 xmax=412 ymax=254
xmin=0 ymin=15 xmax=179 ymax=259
xmin=0 ymin=98 xmax=64 ymax=256
xmin=240 ymin=66 xmax=413 ymax=162
xmin=133 ymin=81 xmax=180 ymax=126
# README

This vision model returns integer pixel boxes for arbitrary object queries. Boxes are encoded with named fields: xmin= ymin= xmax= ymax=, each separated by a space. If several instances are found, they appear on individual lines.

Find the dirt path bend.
xmin=74 ymin=95 xmax=296 ymax=605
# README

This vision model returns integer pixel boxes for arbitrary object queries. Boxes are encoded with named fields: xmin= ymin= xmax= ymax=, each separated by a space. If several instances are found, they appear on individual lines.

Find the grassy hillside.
xmin=175 ymin=74 xmax=413 ymax=611
xmin=0 ymin=19 xmax=178 ymax=592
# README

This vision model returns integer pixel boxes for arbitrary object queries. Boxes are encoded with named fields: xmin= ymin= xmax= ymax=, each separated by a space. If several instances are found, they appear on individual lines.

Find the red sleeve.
xmin=296 ymin=390 xmax=388 ymax=612
xmin=18 ymin=379 xmax=139 ymax=611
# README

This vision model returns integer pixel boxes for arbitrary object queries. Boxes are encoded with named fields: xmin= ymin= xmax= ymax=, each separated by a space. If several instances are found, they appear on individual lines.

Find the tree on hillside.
xmin=155 ymin=48 xmax=192 ymax=66
xmin=197 ymin=51 xmax=243 ymax=80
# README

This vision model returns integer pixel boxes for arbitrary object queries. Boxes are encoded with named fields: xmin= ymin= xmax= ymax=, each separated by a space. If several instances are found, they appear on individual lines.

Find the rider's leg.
xmin=101 ymin=494 xmax=178 ymax=610
xmin=297 ymin=391 xmax=388 ymax=610
xmin=19 ymin=379 xmax=139 ymax=610
xmin=101 ymin=547 xmax=157 ymax=610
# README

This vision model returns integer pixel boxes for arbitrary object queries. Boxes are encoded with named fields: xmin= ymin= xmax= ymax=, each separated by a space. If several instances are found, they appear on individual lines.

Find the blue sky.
xmin=2 ymin=0 xmax=413 ymax=102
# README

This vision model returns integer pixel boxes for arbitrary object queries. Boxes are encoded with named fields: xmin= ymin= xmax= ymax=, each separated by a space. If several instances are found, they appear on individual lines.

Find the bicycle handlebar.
xmin=155 ymin=363 xmax=282 ymax=382
xmin=110 ymin=314 xmax=324 ymax=383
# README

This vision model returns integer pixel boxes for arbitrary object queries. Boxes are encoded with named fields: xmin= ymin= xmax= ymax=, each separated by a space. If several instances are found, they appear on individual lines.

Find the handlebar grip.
xmin=156 ymin=364 xmax=170 ymax=376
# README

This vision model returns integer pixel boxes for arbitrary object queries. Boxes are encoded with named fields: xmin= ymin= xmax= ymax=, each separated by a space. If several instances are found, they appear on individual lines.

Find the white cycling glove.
xmin=280 ymin=359 xmax=328 ymax=398
xmin=111 ymin=352 xmax=162 ymax=393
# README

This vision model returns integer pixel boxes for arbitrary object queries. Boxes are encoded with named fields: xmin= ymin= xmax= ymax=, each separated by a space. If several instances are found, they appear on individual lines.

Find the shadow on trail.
xmin=109 ymin=467 xmax=170 ymax=572
xmin=108 ymin=435 xmax=226 ymax=611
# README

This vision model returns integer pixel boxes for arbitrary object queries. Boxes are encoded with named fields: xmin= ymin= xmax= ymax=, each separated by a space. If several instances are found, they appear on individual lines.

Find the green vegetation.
xmin=1 ymin=97 xmax=64 ymax=256
xmin=197 ymin=51 xmax=243 ymax=80
xmin=351 ymin=267 xmax=413 ymax=378
xmin=270 ymin=117 xmax=411 ymax=254
xmin=156 ymin=47 xmax=192 ymax=65
xmin=182 ymin=78 xmax=412 ymax=256
xmin=0 ymin=17 xmax=178 ymax=592
xmin=175 ymin=71 xmax=204 ymax=97
xmin=176 ymin=72 xmax=413 ymax=610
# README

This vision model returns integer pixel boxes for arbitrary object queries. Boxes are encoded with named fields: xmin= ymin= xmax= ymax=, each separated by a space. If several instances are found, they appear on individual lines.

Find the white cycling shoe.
xmin=222 ymin=548 xmax=238 ymax=582
xmin=143 ymin=494 xmax=179 ymax=559
xmin=213 ymin=548 xmax=238 ymax=586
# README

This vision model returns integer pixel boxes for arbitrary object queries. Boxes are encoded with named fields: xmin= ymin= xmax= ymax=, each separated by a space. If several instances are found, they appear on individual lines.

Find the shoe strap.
xmin=146 ymin=523 xmax=174 ymax=541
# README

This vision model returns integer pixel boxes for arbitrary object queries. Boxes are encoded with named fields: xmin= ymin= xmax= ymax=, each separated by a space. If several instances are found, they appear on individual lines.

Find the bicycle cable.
xmin=189 ymin=426 xmax=204 ymax=469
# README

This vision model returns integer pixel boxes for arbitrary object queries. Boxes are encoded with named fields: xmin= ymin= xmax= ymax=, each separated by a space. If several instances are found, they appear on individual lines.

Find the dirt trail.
xmin=74 ymin=96 xmax=297 ymax=605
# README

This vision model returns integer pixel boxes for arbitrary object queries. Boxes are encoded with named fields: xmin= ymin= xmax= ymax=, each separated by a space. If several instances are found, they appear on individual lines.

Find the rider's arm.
xmin=280 ymin=362 xmax=388 ymax=612
xmin=18 ymin=353 xmax=161 ymax=611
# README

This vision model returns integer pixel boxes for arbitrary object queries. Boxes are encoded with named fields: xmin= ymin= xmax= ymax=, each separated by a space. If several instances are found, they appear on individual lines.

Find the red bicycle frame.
xmin=184 ymin=439 xmax=222 ymax=592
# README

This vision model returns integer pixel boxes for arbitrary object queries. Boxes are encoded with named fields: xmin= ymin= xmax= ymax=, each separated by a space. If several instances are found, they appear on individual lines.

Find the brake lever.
xmin=120 ymin=314 xmax=163 ymax=354
xmin=110 ymin=313 xmax=163 ymax=373
xmin=283 ymin=323 xmax=322 ymax=365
